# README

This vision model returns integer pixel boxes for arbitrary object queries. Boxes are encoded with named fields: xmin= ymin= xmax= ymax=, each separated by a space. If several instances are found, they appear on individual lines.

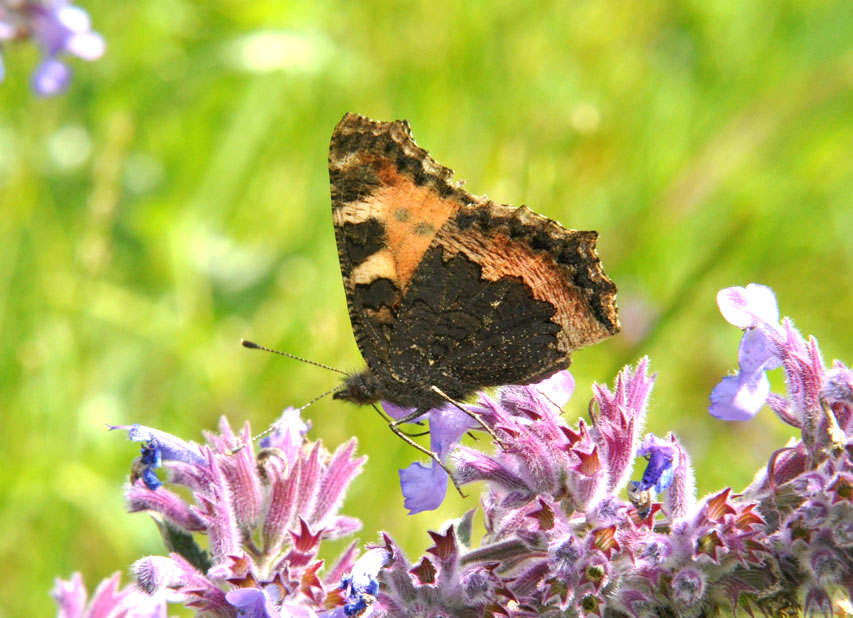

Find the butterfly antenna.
xmin=241 ymin=339 xmax=348 ymax=375
xmin=229 ymin=384 xmax=346 ymax=454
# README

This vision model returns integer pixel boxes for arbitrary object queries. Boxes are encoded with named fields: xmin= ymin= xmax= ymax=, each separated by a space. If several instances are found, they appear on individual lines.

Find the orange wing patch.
xmin=379 ymin=175 xmax=459 ymax=289
xmin=480 ymin=234 xmax=612 ymax=349
xmin=341 ymin=156 xmax=460 ymax=291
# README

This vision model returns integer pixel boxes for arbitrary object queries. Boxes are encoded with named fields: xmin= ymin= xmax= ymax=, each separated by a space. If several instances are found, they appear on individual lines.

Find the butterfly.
xmin=327 ymin=113 xmax=619 ymax=475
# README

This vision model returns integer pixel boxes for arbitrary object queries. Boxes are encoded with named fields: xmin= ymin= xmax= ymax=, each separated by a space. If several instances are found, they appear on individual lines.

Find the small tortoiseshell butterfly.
xmin=329 ymin=113 xmax=619 ymax=422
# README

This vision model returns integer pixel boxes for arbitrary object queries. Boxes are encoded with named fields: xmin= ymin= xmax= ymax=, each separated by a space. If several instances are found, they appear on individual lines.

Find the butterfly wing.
xmin=329 ymin=113 xmax=466 ymax=383
xmin=329 ymin=113 xmax=618 ymax=399
xmin=388 ymin=203 xmax=619 ymax=399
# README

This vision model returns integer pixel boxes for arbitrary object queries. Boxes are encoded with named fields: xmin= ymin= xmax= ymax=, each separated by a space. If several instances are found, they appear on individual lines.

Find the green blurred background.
xmin=0 ymin=0 xmax=851 ymax=615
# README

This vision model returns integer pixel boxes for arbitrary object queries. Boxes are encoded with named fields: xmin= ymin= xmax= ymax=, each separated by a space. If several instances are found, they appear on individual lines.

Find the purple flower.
xmin=627 ymin=433 xmax=682 ymax=518
xmin=109 ymin=423 xmax=206 ymax=490
xmin=109 ymin=410 xmax=367 ymax=616
xmin=0 ymin=1 xmax=104 ymax=96
xmin=57 ymin=287 xmax=853 ymax=617
xmin=31 ymin=56 xmax=71 ymax=96
xmin=226 ymin=587 xmax=320 ymax=618
xmin=710 ymin=284 xmax=848 ymax=454
xmin=391 ymin=369 xmax=577 ymax=514
xmin=710 ymin=284 xmax=783 ymax=420
xmin=338 ymin=547 xmax=391 ymax=616
xmin=386 ymin=402 xmax=476 ymax=514
xmin=634 ymin=433 xmax=679 ymax=494
xmin=226 ymin=588 xmax=281 ymax=618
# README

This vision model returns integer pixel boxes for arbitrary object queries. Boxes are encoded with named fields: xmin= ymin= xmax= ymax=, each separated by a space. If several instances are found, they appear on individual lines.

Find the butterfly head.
xmin=334 ymin=370 xmax=384 ymax=405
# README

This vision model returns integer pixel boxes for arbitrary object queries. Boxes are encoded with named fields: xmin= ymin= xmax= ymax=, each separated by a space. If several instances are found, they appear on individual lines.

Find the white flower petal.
xmin=717 ymin=284 xmax=779 ymax=328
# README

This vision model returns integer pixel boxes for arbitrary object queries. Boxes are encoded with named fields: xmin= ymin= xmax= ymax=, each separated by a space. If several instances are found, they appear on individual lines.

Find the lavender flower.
xmin=108 ymin=423 xmax=207 ymax=490
xmin=711 ymin=283 xmax=850 ymax=459
xmin=0 ymin=0 xmax=104 ymax=96
xmin=383 ymin=400 xmax=477 ymax=514
xmin=56 ymin=284 xmax=852 ymax=617
xmin=388 ymin=369 xmax=574 ymax=515
xmin=107 ymin=409 xmax=368 ymax=616
xmin=627 ymin=433 xmax=682 ymax=518
xmin=709 ymin=283 xmax=783 ymax=420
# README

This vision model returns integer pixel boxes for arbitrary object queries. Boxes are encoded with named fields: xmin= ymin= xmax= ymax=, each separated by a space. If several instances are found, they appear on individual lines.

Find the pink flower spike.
xmin=592 ymin=357 xmax=656 ymax=492
xmin=310 ymin=440 xmax=366 ymax=525
xmin=51 ymin=572 xmax=86 ymax=618
xmin=52 ymin=571 xmax=166 ymax=618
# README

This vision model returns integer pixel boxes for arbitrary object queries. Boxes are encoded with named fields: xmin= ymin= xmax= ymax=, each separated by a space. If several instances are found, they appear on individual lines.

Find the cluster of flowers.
xmin=53 ymin=285 xmax=852 ymax=617
xmin=0 ymin=0 xmax=103 ymax=96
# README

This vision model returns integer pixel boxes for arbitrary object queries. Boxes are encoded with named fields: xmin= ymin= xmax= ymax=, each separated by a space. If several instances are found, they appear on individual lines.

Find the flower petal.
xmin=51 ymin=572 xmax=87 ymax=618
xmin=56 ymin=6 xmax=93 ymax=32
xmin=32 ymin=58 xmax=71 ymax=96
xmin=349 ymin=547 xmax=391 ymax=592
xmin=399 ymin=461 xmax=448 ymax=515
xmin=109 ymin=424 xmax=207 ymax=466
xmin=737 ymin=328 xmax=780 ymax=374
xmin=381 ymin=401 xmax=418 ymax=422
xmin=534 ymin=369 xmax=575 ymax=408
xmin=427 ymin=407 xmax=477 ymax=458
xmin=67 ymin=31 xmax=105 ymax=60
xmin=0 ymin=22 xmax=14 ymax=40
xmin=708 ymin=372 xmax=770 ymax=421
xmin=717 ymin=284 xmax=779 ymax=329
xmin=226 ymin=588 xmax=279 ymax=618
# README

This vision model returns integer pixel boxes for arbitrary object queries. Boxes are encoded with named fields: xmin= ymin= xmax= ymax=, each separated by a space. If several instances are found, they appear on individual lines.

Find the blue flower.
xmin=629 ymin=434 xmax=680 ymax=517
xmin=634 ymin=434 xmax=679 ymax=494
xmin=109 ymin=424 xmax=206 ymax=490
xmin=390 ymin=403 xmax=476 ymax=514
xmin=338 ymin=548 xmax=391 ymax=616
xmin=30 ymin=2 xmax=105 ymax=96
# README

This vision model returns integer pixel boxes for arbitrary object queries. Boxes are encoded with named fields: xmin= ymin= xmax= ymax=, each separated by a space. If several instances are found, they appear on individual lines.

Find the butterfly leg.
xmin=369 ymin=404 xmax=430 ymax=437
xmin=430 ymin=385 xmax=506 ymax=449
xmin=384 ymin=406 xmax=467 ymax=499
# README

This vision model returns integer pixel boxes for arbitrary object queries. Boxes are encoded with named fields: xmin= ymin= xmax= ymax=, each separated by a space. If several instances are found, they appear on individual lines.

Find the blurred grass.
xmin=0 ymin=0 xmax=851 ymax=615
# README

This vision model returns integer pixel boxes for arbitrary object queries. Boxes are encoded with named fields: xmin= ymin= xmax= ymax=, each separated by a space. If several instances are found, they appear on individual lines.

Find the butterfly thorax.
xmin=334 ymin=368 xmax=451 ymax=411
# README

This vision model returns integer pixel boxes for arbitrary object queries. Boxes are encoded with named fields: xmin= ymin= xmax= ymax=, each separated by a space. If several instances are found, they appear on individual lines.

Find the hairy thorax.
xmin=333 ymin=369 xmax=450 ymax=411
